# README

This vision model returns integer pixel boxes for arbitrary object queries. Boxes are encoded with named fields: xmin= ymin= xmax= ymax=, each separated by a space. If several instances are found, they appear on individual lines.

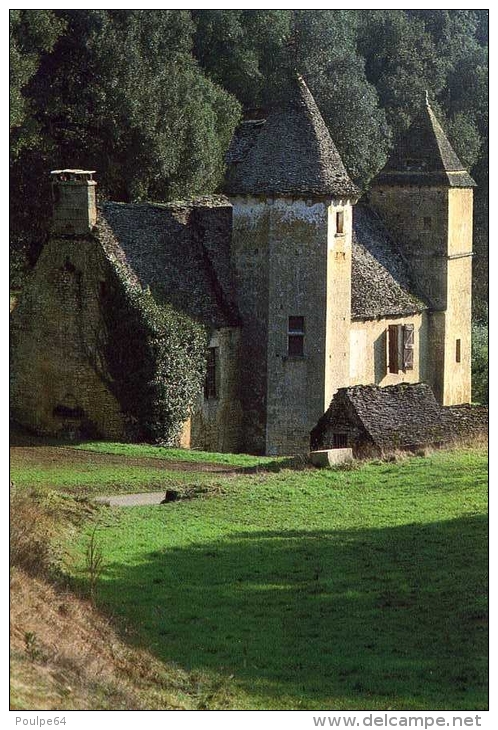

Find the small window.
xmin=333 ymin=433 xmax=348 ymax=448
xmin=403 ymin=324 xmax=415 ymax=371
xmin=288 ymin=316 xmax=304 ymax=357
xmin=423 ymin=217 xmax=432 ymax=230
xmin=204 ymin=347 xmax=218 ymax=399
xmin=388 ymin=325 xmax=400 ymax=373
xmin=336 ymin=210 xmax=344 ymax=234
xmin=456 ymin=339 xmax=461 ymax=363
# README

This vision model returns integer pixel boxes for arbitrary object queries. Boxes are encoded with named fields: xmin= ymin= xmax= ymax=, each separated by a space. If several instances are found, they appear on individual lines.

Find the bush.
xmin=472 ymin=321 xmax=488 ymax=405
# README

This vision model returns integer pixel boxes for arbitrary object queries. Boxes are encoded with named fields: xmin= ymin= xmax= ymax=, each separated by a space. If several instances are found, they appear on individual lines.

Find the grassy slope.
xmin=61 ymin=446 xmax=488 ymax=711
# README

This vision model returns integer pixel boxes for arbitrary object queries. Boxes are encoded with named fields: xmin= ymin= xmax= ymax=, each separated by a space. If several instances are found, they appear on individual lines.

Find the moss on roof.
xmin=352 ymin=205 xmax=428 ymax=319
xmin=373 ymin=100 xmax=476 ymax=188
xmin=225 ymin=76 xmax=359 ymax=198
xmin=96 ymin=198 xmax=239 ymax=329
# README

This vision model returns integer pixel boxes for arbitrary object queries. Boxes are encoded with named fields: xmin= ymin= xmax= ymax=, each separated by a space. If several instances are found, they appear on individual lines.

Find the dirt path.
xmin=9 ymin=445 xmax=240 ymax=474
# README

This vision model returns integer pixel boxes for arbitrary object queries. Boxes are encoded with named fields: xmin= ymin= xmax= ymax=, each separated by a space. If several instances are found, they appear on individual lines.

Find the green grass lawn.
xmin=65 ymin=446 xmax=487 ymax=710
xmin=71 ymin=441 xmax=283 ymax=468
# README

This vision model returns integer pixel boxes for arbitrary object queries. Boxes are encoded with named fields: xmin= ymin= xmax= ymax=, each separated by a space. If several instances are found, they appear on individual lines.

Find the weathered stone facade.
xmin=10 ymin=236 xmax=126 ymax=439
xmin=11 ymin=81 xmax=477 ymax=456
xmin=230 ymin=196 xmax=353 ymax=455
xmin=311 ymin=383 xmax=487 ymax=457
xmin=190 ymin=327 xmax=243 ymax=453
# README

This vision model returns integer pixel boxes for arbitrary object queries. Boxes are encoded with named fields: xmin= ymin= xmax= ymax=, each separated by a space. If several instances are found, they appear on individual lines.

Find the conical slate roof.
xmin=373 ymin=97 xmax=475 ymax=188
xmin=225 ymin=76 xmax=359 ymax=198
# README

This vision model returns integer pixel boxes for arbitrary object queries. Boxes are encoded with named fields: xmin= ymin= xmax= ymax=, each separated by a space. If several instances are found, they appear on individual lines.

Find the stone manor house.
xmin=11 ymin=77 xmax=475 ymax=455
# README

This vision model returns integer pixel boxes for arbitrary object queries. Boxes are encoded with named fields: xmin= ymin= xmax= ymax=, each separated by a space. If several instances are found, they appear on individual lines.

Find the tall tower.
xmin=369 ymin=97 xmax=475 ymax=405
xmin=225 ymin=76 xmax=358 ymax=455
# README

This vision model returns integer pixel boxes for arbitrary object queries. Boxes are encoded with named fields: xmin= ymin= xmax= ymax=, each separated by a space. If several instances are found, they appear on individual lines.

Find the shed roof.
xmin=372 ymin=99 xmax=476 ymax=188
xmin=351 ymin=205 xmax=428 ymax=319
xmin=225 ymin=75 xmax=359 ymax=198
xmin=312 ymin=383 xmax=487 ymax=454
xmin=96 ymin=197 xmax=239 ymax=328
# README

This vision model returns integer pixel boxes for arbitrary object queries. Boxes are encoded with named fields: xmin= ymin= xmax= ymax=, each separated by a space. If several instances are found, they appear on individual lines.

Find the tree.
xmin=10 ymin=9 xmax=65 ymax=156
xmin=10 ymin=9 xmax=241 ymax=281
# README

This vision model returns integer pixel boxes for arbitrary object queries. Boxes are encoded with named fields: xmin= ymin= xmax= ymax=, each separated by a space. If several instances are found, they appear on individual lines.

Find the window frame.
xmin=335 ymin=210 xmax=344 ymax=235
xmin=204 ymin=347 xmax=218 ymax=400
xmin=288 ymin=316 xmax=305 ymax=358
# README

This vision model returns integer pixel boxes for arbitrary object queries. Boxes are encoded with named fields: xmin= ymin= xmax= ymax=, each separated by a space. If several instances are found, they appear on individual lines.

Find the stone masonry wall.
xmin=265 ymin=197 xmax=352 ymax=455
xmin=369 ymin=185 xmax=473 ymax=405
xmin=230 ymin=197 xmax=270 ymax=453
xmin=190 ymin=327 xmax=243 ymax=452
xmin=11 ymin=237 xmax=125 ymax=439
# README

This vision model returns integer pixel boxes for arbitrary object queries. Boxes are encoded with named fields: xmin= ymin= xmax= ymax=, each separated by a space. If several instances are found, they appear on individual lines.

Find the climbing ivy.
xmin=99 ymin=239 xmax=208 ymax=444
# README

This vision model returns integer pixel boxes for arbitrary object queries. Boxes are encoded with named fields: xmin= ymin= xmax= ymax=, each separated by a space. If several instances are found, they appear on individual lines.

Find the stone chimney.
xmin=50 ymin=169 xmax=97 ymax=235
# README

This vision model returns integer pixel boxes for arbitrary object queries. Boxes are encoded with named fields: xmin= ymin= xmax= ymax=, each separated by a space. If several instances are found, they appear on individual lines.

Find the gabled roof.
xmin=372 ymin=98 xmax=476 ymax=188
xmin=352 ymin=205 xmax=428 ymax=319
xmin=96 ymin=198 xmax=239 ymax=328
xmin=225 ymin=76 xmax=359 ymax=198
xmin=311 ymin=383 xmax=487 ymax=453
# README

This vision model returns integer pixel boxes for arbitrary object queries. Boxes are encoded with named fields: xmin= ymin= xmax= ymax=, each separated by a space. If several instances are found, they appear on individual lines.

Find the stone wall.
xmin=10 ymin=236 xmax=126 ymax=439
xmin=369 ymin=185 xmax=473 ymax=405
xmin=230 ymin=197 xmax=270 ymax=453
xmin=231 ymin=195 xmax=353 ymax=456
xmin=311 ymin=383 xmax=487 ymax=457
xmin=190 ymin=327 xmax=243 ymax=452
xmin=349 ymin=312 xmax=428 ymax=387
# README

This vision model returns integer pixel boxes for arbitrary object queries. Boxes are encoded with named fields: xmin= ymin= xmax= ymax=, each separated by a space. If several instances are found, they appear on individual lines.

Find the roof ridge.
xmin=224 ymin=75 xmax=359 ymax=198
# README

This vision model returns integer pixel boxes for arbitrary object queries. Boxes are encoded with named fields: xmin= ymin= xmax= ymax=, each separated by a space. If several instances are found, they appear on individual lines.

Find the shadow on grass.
xmin=94 ymin=514 xmax=488 ymax=710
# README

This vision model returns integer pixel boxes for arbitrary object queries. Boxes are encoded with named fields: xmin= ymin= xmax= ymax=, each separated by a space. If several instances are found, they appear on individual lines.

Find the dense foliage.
xmin=100 ymin=247 xmax=208 ymax=443
xmin=10 ymin=9 xmax=488 ymax=308
xmin=471 ymin=321 xmax=488 ymax=405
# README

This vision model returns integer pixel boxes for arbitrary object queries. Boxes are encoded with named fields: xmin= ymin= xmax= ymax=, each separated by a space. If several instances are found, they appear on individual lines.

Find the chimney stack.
xmin=50 ymin=169 xmax=97 ymax=235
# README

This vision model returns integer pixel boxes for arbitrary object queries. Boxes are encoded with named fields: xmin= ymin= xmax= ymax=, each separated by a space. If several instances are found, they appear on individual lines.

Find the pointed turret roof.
xmin=373 ymin=96 xmax=476 ymax=188
xmin=225 ymin=76 xmax=359 ymax=198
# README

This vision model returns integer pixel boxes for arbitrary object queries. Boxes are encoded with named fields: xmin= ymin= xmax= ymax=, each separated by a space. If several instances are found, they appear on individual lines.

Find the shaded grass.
xmin=71 ymin=441 xmax=283 ymax=468
xmin=67 ymin=446 xmax=488 ymax=710
xmin=10 ymin=461 xmax=224 ymax=497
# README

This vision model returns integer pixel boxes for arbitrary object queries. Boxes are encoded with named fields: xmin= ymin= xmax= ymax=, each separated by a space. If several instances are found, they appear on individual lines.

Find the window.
xmin=204 ymin=347 xmax=218 ymax=399
xmin=456 ymin=339 xmax=461 ymax=363
xmin=333 ymin=433 xmax=348 ymax=448
xmin=423 ymin=217 xmax=432 ymax=230
xmin=336 ymin=210 xmax=344 ymax=234
xmin=403 ymin=324 xmax=415 ymax=370
xmin=389 ymin=324 xmax=415 ymax=373
xmin=388 ymin=325 xmax=400 ymax=373
xmin=288 ymin=316 xmax=304 ymax=357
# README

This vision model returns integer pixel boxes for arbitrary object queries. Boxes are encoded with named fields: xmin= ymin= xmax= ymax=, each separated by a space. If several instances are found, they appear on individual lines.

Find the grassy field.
xmin=11 ymin=441 xmax=488 ymax=710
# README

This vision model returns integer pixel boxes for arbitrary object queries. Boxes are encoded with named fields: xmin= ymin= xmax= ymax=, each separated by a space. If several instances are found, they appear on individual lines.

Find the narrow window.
xmin=333 ymin=433 xmax=348 ymax=448
xmin=336 ymin=210 xmax=344 ymax=234
xmin=403 ymin=324 xmax=415 ymax=371
xmin=456 ymin=339 xmax=461 ymax=363
xmin=204 ymin=347 xmax=218 ymax=399
xmin=388 ymin=325 xmax=400 ymax=373
xmin=423 ymin=216 xmax=432 ymax=230
xmin=288 ymin=316 xmax=304 ymax=357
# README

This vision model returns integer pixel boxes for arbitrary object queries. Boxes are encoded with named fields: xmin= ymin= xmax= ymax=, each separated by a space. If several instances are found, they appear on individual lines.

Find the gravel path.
xmin=94 ymin=492 xmax=168 ymax=507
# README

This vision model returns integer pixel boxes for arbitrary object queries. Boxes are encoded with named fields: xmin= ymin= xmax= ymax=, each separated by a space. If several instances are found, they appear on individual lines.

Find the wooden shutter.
xmin=388 ymin=325 xmax=399 ymax=373
xmin=403 ymin=324 xmax=415 ymax=370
